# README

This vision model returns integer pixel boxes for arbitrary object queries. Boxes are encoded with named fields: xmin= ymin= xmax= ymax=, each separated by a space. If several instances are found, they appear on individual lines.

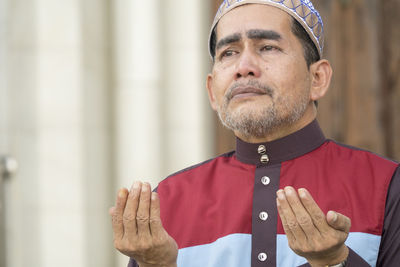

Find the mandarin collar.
xmin=235 ymin=120 xmax=326 ymax=165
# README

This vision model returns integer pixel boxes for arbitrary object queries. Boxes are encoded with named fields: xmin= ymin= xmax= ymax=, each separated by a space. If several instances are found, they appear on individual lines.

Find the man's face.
xmin=207 ymin=4 xmax=315 ymax=141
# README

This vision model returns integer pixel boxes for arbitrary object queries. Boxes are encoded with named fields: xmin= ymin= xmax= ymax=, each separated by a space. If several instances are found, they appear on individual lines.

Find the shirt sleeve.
xmin=376 ymin=164 xmax=400 ymax=266
xmin=127 ymin=258 xmax=138 ymax=267
xmin=298 ymin=247 xmax=369 ymax=267
xmin=345 ymin=164 xmax=400 ymax=267
xmin=345 ymin=247 xmax=369 ymax=266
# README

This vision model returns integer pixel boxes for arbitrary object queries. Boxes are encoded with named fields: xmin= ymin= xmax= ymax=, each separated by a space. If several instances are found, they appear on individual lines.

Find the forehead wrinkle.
xmin=216 ymin=33 xmax=242 ymax=51
xmin=247 ymin=29 xmax=282 ymax=41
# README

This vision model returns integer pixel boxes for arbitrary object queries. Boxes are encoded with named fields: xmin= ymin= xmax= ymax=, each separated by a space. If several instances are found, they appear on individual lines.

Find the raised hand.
xmin=276 ymin=186 xmax=350 ymax=267
xmin=110 ymin=182 xmax=178 ymax=267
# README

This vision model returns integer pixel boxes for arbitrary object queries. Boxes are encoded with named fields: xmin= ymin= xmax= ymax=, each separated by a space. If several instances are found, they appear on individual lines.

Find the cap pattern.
xmin=209 ymin=0 xmax=324 ymax=58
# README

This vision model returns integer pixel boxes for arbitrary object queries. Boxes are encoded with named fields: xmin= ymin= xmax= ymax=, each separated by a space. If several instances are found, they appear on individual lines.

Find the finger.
xmin=122 ymin=181 xmax=142 ymax=238
xmin=276 ymin=197 xmax=296 ymax=241
xmin=109 ymin=206 xmax=115 ymax=216
xmin=149 ymin=192 xmax=165 ymax=237
xmin=327 ymin=211 xmax=351 ymax=233
xmin=277 ymin=189 xmax=306 ymax=240
xmin=112 ymin=188 xmax=129 ymax=241
xmin=284 ymin=187 xmax=320 ymax=238
xmin=298 ymin=188 xmax=328 ymax=231
xmin=136 ymin=182 xmax=152 ymax=239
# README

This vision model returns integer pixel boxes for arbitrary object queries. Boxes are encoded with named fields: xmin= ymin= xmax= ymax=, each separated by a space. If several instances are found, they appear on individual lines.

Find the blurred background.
xmin=0 ymin=0 xmax=398 ymax=267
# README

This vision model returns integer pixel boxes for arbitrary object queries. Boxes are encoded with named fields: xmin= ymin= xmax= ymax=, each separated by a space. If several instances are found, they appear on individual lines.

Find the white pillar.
xmin=0 ymin=0 xmax=7 ymax=150
xmin=36 ymin=0 xmax=85 ymax=266
xmin=2 ymin=0 xmax=42 ymax=266
xmin=0 ymin=0 xmax=9 ymax=265
xmin=113 ymin=0 xmax=162 ymax=190
xmin=1 ymin=0 xmax=113 ymax=267
xmin=81 ymin=1 xmax=114 ymax=267
xmin=162 ymin=0 xmax=214 ymax=175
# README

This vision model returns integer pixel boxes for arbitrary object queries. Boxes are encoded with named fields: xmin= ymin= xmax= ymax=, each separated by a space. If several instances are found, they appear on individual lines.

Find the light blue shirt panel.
xmin=345 ymin=232 xmax=381 ymax=267
xmin=177 ymin=232 xmax=380 ymax=267
xmin=177 ymin=233 xmax=251 ymax=267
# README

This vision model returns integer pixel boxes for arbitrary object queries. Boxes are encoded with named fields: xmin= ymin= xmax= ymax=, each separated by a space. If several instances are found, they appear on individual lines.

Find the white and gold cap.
xmin=209 ymin=0 xmax=324 ymax=58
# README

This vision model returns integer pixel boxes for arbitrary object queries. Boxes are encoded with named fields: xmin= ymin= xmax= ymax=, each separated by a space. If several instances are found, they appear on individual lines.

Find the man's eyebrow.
xmin=216 ymin=33 xmax=242 ymax=51
xmin=247 ymin=29 xmax=282 ymax=41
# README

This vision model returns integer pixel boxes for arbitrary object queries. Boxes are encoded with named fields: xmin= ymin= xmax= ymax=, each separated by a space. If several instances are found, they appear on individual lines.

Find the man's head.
xmin=206 ymin=2 xmax=332 ymax=142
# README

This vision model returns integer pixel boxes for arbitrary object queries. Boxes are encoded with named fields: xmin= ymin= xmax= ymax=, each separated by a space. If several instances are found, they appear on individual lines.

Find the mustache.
xmin=226 ymin=80 xmax=274 ymax=100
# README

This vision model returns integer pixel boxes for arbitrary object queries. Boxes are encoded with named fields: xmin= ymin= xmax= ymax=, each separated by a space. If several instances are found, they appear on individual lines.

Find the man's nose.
xmin=235 ymin=50 xmax=261 ymax=79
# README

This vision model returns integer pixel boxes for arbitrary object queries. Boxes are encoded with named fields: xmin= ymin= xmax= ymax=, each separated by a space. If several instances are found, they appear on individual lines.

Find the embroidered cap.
xmin=209 ymin=0 xmax=324 ymax=59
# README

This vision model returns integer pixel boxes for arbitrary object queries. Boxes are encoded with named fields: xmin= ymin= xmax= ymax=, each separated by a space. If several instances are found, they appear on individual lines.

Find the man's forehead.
xmin=216 ymin=3 xmax=290 ymax=29
xmin=215 ymin=6 xmax=290 ymax=44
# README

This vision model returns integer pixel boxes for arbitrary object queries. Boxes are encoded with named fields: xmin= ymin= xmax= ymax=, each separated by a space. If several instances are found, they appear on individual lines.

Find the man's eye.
xmin=261 ymin=45 xmax=278 ymax=52
xmin=220 ymin=50 xmax=237 ymax=58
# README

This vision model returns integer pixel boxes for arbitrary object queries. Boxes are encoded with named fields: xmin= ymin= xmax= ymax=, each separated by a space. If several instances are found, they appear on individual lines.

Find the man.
xmin=110 ymin=1 xmax=400 ymax=266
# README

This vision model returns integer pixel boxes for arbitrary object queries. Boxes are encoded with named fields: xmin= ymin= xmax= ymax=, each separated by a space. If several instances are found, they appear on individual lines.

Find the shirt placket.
xmin=251 ymin=145 xmax=280 ymax=267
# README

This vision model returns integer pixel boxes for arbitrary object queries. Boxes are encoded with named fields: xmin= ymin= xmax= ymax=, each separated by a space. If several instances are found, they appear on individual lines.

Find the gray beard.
xmin=216 ymin=83 xmax=309 ymax=139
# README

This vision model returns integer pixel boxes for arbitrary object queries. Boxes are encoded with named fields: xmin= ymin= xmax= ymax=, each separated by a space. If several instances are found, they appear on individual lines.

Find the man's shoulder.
xmin=324 ymin=139 xmax=399 ymax=165
xmin=158 ymin=150 xmax=236 ymax=186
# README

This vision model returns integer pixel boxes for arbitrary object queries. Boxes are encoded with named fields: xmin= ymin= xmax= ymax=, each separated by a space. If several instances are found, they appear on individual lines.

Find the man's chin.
xmin=225 ymin=105 xmax=271 ymax=118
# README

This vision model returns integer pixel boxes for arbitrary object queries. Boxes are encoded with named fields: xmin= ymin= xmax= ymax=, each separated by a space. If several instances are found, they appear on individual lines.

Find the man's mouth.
xmin=228 ymin=86 xmax=268 ymax=100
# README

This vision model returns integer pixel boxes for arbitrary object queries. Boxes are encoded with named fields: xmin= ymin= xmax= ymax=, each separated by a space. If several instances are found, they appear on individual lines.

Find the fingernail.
xmin=332 ymin=212 xmax=338 ymax=222
xmin=118 ymin=189 xmax=125 ymax=198
xmin=298 ymin=188 xmax=306 ymax=198
xmin=130 ymin=181 xmax=141 ymax=192
xmin=284 ymin=186 xmax=294 ymax=195
xmin=277 ymin=190 xmax=285 ymax=200
xmin=142 ymin=183 xmax=149 ymax=192
xmin=328 ymin=210 xmax=337 ymax=222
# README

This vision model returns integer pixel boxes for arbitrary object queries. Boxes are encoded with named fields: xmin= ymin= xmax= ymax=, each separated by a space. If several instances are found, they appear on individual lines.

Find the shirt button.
xmin=259 ymin=211 xmax=268 ymax=221
xmin=261 ymin=176 xmax=270 ymax=185
xmin=258 ymin=252 xmax=267 ymax=262
xmin=260 ymin=154 xmax=269 ymax=164
xmin=258 ymin=145 xmax=266 ymax=154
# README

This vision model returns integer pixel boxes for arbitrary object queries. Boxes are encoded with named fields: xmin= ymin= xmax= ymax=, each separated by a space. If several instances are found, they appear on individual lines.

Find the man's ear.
xmin=206 ymin=73 xmax=218 ymax=111
xmin=309 ymin=59 xmax=333 ymax=101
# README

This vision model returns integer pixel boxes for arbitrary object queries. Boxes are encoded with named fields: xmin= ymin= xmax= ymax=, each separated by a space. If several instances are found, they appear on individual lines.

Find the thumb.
xmin=327 ymin=211 xmax=351 ymax=233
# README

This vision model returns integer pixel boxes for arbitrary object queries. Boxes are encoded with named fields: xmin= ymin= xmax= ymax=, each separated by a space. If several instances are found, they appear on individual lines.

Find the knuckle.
xmin=298 ymin=215 xmax=312 ymax=226
xmin=313 ymin=213 xmax=325 ymax=224
xmin=149 ymin=216 xmax=161 ymax=225
xmin=112 ymin=215 xmax=123 ymax=224
xmin=287 ymin=220 xmax=299 ymax=230
xmin=136 ymin=213 xmax=149 ymax=224
xmin=123 ymin=213 xmax=136 ymax=222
